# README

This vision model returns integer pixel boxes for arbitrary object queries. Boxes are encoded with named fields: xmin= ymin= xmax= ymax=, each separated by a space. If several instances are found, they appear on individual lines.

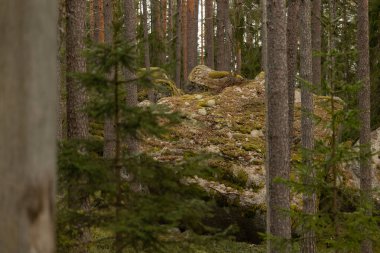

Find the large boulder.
xmin=188 ymin=65 xmax=244 ymax=92
xmin=143 ymin=66 xmax=347 ymax=209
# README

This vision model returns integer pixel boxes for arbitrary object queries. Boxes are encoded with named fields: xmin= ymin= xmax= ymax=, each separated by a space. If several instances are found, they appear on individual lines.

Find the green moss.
xmin=242 ymin=142 xmax=263 ymax=153
xmin=208 ymin=71 xmax=231 ymax=79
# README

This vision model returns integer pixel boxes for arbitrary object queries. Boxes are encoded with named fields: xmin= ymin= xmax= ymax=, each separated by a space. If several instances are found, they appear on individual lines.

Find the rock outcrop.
xmin=142 ymin=66 xmax=361 ymax=209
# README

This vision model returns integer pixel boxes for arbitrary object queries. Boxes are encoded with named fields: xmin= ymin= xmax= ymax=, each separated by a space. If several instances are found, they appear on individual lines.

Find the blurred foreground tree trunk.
xmin=0 ymin=1 xmax=57 ymax=252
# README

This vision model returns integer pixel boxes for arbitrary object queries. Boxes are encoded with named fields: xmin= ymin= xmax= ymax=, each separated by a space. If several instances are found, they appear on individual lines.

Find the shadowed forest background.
xmin=1 ymin=0 xmax=380 ymax=252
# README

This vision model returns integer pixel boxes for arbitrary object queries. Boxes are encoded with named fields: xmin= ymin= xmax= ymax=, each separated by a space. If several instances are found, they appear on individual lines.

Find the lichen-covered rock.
xmin=143 ymin=68 xmax=349 ymax=210
xmin=188 ymin=65 xmax=244 ymax=91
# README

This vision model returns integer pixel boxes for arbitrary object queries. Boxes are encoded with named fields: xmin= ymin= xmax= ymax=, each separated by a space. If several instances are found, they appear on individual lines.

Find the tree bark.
xmin=205 ymin=0 xmax=214 ymax=68
xmin=287 ymin=0 xmax=299 ymax=142
xmin=66 ymin=0 xmax=89 ymax=139
xmin=311 ymin=0 xmax=321 ymax=93
xmin=299 ymin=0 xmax=316 ymax=252
xmin=175 ymin=0 xmax=183 ymax=88
xmin=0 ymin=1 xmax=57 ymax=252
xmin=266 ymin=0 xmax=291 ymax=252
xmin=357 ymin=0 xmax=373 ymax=252
xmin=142 ymin=0 xmax=155 ymax=101
xmin=103 ymin=0 xmax=116 ymax=158
xmin=124 ymin=0 xmax=139 ymax=154
xmin=260 ymin=0 xmax=267 ymax=73
xmin=182 ymin=0 xmax=189 ymax=84
xmin=187 ymin=0 xmax=199 ymax=73
xmin=57 ymin=0 xmax=66 ymax=140
xmin=152 ymin=0 xmax=166 ymax=65
xmin=216 ymin=0 xmax=232 ymax=71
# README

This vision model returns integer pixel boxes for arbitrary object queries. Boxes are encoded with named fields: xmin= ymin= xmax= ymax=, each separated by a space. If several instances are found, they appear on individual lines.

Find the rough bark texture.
xmin=175 ymin=0 xmax=183 ymax=88
xmin=124 ymin=0 xmax=139 ymax=154
xmin=357 ymin=0 xmax=373 ymax=252
xmin=266 ymin=0 xmax=291 ymax=252
xmin=103 ymin=0 xmax=116 ymax=158
xmin=182 ymin=0 xmax=189 ymax=85
xmin=261 ymin=0 xmax=267 ymax=73
xmin=311 ymin=0 xmax=321 ymax=92
xmin=152 ymin=0 xmax=166 ymax=65
xmin=0 ymin=1 xmax=57 ymax=252
xmin=57 ymin=0 xmax=66 ymax=140
xmin=66 ymin=0 xmax=89 ymax=139
xmin=216 ymin=0 xmax=232 ymax=71
xmin=142 ymin=0 xmax=154 ymax=101
xmin=299 ymin=0 xmax=316 ymax=252
xmin=287 ymin=0 xmax=299 ymax=141
xmin=187 ymin=0 xmax=199 ymax=74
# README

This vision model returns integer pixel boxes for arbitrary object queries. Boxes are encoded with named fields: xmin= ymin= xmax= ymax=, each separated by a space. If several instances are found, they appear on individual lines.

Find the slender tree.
xmin=57 ymin=0 xmax=66 ymax=140
xmin=0 ymin=0 xmax=57 ymax=252
xmin=182 ymin=0 xmax=189 ymax=84
xmin=124 ymin=0 xmax=139 ymax=154
xmin=103 ymin=0 xmax=116 ymax=158
xmin=287 ymin=0 xmax=300 ymax=141
xmin=142 ymin=0 xmax=154 ymax=101
xmin=311 ymin=0 xmax=321 ymax=93
xmin=152 ymin=0 xmax=166 ymax=65
xmin=266 ymin=0 xmax=291 ymax=252
xmin=216 ymin=0 xmax=232 ymax=71
xmin=187 ymin=0 xmax=199 ymax=73
xmin=175 ymin=0 xmax=183 ymax=88
xmin=66 ymin=0 xmax=89 ymax=139
xmin=357 ymin=0 xmax=373 ymax=252
xmin=299 ymin=0 xmax=316 ymax=252
xmin=260 ymin=0 xmax=267 ymax=73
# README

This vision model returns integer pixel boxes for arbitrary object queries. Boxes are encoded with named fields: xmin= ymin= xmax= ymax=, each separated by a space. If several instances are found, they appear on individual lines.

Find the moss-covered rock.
xmin=143 ymin=65 xmax=376 ymax=210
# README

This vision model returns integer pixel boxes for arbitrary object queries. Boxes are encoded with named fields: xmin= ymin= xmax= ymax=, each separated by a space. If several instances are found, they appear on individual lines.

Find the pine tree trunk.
xmin=187 ymin=0 xmax=199 ymax=73
xmin=205 ymin=0 xmax=214 ymax=68
xmin=311 ymin=0 xmax=321 ymax=92
xmin=216 ymin=0 xmax=231 ymax=71
xmin=357 ymin=0 xmax=373 ymax=252
xmin=124 ymin=0 xmax=139 ymax=154
xmin=0 ymin=1 xmax=57 ymax=252
xmin=152 ymin=0 xmax=166 ymax=65
xmin=175 ymin=0 xmax=183 ymax=88
xmin=287 ymin=0 xmax=299 ymax=143
xmin=266 ymin=0 xmax=291 ymax=252
xmin=299 ymin=0 xmax=316 ymax=252
xmin=182 ymin=0 xmax=189 ymax=85
xmin=57 ymin=0 xmax=66 ymax=140
xmin=66 ymin=0 xmax=89 ymax=139
xmin=103 ymin=0 xmax=116 ymax=158
xmin=142 ymin=0 xmax=154 ymax=101
xmin=260 ymin=0 xmax=267 ymax=73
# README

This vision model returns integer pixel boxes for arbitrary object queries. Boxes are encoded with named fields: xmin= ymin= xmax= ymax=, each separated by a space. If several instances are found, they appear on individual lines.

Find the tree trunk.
xmin=175 ymin=0 xmax=183 ymax=88
xmin=216 ymin=0 xmax=232 ymax=71
xmin=124 ymin=0 xmax=139 ymax=154
xmin=205 ymin=0 xmax=214 ymax=68
xmin=66 ymin=0 xmax=89 ymax=139
xmin=142 ymin=0 xmax=155 ymax=101
xmin=0 ymin=1 xmax=57 ymax=252
xmin=266 ymin=0 xmax=291 ymax=252
xmin=152 ymin=0 xmax=166 ymax=65
xmin=287 ymin=0 xmax=299 ymax=142
xmin=182 ymin=0 xmax=189 ymax=85
xmin=187 ymin=0 xmax=199 ymax=73
xmin=357 ymin=0 xmax=373 ymax=252
xmin=57 ymin=0 xmax=66 ymax=140
xmin=299 ymin=0 xmax=316 ymax=252
xmin=311 ymin=0 xmax=321 ymax=93
xmin=260 ymin=0 xmax=267 ymax=73
xmin=103 ymin=0 xmax=116 ymax=158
